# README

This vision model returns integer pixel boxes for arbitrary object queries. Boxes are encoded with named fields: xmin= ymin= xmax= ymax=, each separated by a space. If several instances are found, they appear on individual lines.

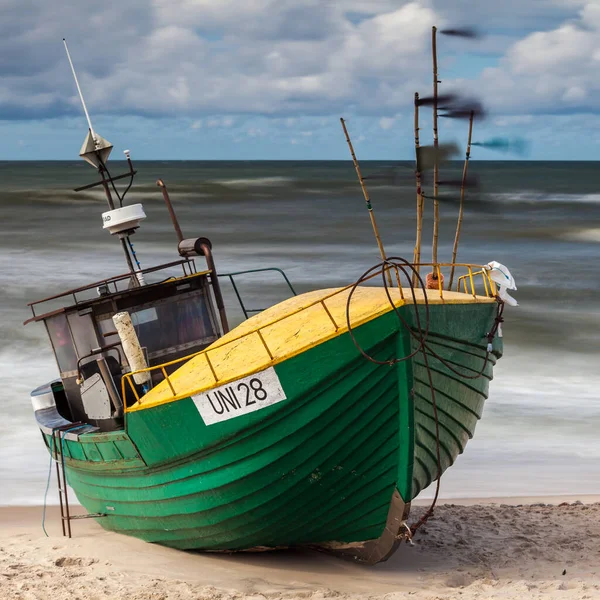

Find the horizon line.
xmin=0 ymin=158 xmax=598 ymax=163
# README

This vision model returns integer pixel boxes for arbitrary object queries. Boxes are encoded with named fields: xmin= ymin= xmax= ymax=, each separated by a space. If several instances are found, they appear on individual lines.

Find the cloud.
xmin=433 ymin=0 xmax=580 ymax=30
xmin=493 ymin=115 xmax=533 ymax=127
xmin=0 ymin=0 xmax=596 ymax=127
xmin=247 ymin=127 xmax=265 ymax=137
xmin=0 ymin=0 xmax=154 ymax=119
xmin=469 ymin=1 xmax=600 ymax=114
xmin=379 ymin=115 xmax=401 ymax=130
xmin=0 ymin=1 xmax=437 ymax=120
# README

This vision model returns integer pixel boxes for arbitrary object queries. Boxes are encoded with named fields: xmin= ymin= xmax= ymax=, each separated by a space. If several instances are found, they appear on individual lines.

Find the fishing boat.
xmin=25 ymin=34 xmax=515 ymax=564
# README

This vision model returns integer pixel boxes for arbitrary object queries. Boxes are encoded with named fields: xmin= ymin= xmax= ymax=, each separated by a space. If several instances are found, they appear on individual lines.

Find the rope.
xmin=345 ymin=258 xmax=431 ymax=366
xmin=345 ymin=258 xmax=505 ymax=536
xmin=346 ymin=259 xmax=503 ymax=376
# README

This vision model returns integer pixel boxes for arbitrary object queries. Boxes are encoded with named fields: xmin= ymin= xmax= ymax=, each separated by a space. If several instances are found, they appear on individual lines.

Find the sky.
xmin=1 ymin=0 xmax=600 ymax=160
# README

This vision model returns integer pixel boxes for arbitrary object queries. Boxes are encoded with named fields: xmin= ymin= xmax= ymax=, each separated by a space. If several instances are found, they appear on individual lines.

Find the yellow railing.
xmin=120 ymin=262 xmax=497 ymax=409
xmin=120 ymin=292 xmax=348 ymax=408
xmin=413 ymin=263 xmax=497 ymax=300
xmin=456 ymin=269 xmax=497 ymax=298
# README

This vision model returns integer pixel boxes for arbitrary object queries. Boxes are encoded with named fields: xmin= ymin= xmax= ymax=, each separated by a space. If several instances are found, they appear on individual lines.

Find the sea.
xmin=1 ymin=160 xmax=599 ymax=506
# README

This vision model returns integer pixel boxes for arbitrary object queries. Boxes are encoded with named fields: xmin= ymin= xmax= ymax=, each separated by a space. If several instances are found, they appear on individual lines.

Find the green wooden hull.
xmin=42 ymin=301 xmax=501 ymax=559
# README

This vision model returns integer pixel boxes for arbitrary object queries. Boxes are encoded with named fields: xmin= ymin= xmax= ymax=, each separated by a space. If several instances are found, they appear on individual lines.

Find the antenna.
xmin=63 ymin=39 xmax=113 ymax=169
xmin=63 ymin=38 xmax=97 ymax=146
xmin=63 ymin=39 xmax=140 ymax=287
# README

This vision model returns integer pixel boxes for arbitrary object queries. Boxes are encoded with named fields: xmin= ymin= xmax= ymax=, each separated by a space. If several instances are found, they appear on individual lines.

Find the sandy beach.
xmin=1 ymin=497 xmax=599 ymax=600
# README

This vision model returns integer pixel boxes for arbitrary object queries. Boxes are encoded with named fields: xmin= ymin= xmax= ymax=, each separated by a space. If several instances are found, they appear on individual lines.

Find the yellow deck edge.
xmin=126 ymin=287 xmax=495 ymax=412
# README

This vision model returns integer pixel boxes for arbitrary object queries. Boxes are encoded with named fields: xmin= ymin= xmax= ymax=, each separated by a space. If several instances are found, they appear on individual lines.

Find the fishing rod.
xmin=340 ymin=118 xmax=393 ymax=286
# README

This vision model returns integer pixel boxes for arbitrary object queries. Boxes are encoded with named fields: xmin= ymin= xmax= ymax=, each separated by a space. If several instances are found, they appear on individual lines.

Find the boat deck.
xmin=128 ymin=286 xmax=496 ymax=412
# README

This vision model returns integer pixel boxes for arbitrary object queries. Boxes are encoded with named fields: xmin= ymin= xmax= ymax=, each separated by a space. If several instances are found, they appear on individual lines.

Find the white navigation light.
xmin=102 ymin=204 xmax=146 ymax=235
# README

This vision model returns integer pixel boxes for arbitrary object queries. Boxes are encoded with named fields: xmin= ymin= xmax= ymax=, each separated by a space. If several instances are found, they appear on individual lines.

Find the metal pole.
xmin=63 ymin=39 xmax=97 ymax=146
xmin=99 ymin=170 xmax=116 ymax=211
xmin=199 ymin=242 xmax=230 ymax=334
xmin=98 ymin=168 xmax=138 ymax=285
xmin=119 ymin=238 xmax=139 ymax=286
xmin=157 ymin=179 xmax=185 ymax=243
xmin=158 ymin=180 xmax=229 ymax=332
xmin=56 ymin=431 xmax=73 ymax=538
xmin=52 ymin=432 xmax=67 ymax=537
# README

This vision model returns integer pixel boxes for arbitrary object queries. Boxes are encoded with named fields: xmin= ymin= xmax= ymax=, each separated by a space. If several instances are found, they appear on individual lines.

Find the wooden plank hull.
xmin=40 ymin=300 xmax=501 ymax=562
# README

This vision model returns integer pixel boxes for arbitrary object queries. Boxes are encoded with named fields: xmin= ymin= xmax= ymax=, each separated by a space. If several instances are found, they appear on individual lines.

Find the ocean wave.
xmin=559 ymin=228 xmax=600 ymax=243
xmin=490 ymin=192 xmax=600 ymax=205
xmin=210 ymin=176 xmax=296 ymax=188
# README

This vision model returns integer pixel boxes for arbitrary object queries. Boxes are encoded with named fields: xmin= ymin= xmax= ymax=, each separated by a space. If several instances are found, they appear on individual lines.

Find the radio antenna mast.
xmin=63 ymin=38 xmax=98 ymax=146
xmin=62 ymin=39 xmax=114 ymax=173
xmin=63 ymin=39 xmax=141 ymax=286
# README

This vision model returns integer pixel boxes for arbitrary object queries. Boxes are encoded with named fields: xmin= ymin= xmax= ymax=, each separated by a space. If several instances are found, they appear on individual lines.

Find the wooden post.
xmin=448 ymin=111 xmax=475 ymax=290
xmin=431 ymin=26 xmax=440 ymax=268
xmin=413 ymin=92 xmax=424 ymax=285
xmin=340 ymin=118 xmax=392 ymax=286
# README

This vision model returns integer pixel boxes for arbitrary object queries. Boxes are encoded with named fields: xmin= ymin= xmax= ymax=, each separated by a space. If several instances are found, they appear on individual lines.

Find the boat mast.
xmin=431 ymin=26 xmax=440 ymax=270
xmin=63 ymin=39 xmax=98 ymax=148
xmin=63 ymin=39 xmax=141 ymax=286
xmin=448 ymin=110 xmax=475 ymax=289
xmin=413 ymin=92 xmax=424 ymax=284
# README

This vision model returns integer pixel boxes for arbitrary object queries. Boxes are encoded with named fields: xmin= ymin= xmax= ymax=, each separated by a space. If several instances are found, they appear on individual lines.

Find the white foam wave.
xmin=211 ymin=176 xmax=295 ymax=188
xmin=491 ymin=192 xmax=600 ymax=205
xmin=560 ymin=228 xmax=600 ymax=243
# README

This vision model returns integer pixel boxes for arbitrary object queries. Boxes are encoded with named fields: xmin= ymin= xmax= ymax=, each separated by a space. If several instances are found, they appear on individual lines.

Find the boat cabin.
xmin=23 ymin=118 xmax=295 ymax=435
xmin=26 ymin=258 xmax=225 ymax=431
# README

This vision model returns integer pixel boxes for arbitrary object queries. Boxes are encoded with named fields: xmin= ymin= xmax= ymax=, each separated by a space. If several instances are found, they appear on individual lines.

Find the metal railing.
xmin=120 ymin=262 xmax=497 ymax=409
xmin=26 ymin=259 xmax=200 ymax=323
xmin=218 ymin=268 xmax=297 ymax=319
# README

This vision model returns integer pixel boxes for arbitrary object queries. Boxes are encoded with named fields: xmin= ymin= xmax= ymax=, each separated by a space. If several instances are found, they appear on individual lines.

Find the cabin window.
xmin=45 ymin=314 xmax=77 ymax=374
xmin=130 ymin=291 xmax=217 ymax=357
xmin=67 ymin=312 xmax=100 ymax=359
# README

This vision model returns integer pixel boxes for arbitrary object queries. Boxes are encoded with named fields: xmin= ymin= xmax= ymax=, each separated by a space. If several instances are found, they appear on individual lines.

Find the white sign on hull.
xmin=192 ymin=367 xmax=287 ymax=425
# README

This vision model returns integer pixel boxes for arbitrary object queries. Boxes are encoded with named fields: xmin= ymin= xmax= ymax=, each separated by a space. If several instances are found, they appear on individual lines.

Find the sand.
xmin=1 ymin=497 xmax=599 ymax=600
